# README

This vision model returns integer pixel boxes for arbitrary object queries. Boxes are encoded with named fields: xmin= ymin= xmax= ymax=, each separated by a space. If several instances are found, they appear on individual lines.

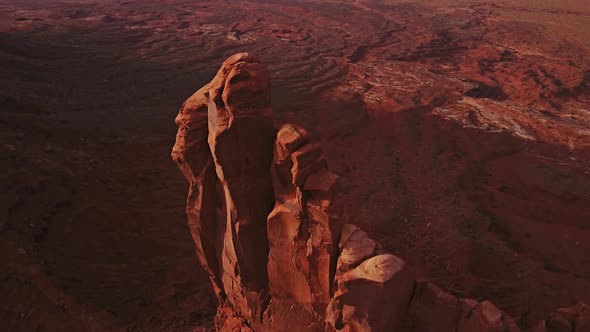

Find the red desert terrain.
xmin=1 ymin=0 xmax=590 ymax=331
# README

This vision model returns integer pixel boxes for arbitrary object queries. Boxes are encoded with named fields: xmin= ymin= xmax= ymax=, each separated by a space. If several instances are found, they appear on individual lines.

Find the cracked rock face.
xmin=172 ymin=53 xmax=588 ymax=332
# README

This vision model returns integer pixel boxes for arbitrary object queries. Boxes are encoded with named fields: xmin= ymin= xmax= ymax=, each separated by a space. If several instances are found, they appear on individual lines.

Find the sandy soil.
xmin=1 ymin=0 xmax=589 ymax=331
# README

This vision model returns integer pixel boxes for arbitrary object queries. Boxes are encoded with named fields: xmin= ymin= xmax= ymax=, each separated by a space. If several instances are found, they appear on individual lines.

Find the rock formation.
xmin=172 ymin=53 xmax=274 ymax=329
xmin=172 ymin=53 xmax=587 ymax=332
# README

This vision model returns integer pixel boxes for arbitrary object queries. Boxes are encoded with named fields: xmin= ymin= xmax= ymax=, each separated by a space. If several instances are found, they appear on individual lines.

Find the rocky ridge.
xmin=172 ymin=53 xmax=588 ymax=332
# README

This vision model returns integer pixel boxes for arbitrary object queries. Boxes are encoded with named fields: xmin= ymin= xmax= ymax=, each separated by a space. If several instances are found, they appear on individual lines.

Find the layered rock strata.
xmin=172 ymin=53 xmax=587 ymax=332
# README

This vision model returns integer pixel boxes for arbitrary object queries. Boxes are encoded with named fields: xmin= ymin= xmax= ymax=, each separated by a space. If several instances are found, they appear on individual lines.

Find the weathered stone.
xmin=266 ymin=123 xmax=339 ymax=330
xmin=171 ymin=83 xmax=223 ymax=300
xmin=328 ymin=253 xmax=415 ymax=331
xmin=206 ymin=53 xmax=274 ymax=325
xmin=337 ymin=225 xmax=377 ymax=268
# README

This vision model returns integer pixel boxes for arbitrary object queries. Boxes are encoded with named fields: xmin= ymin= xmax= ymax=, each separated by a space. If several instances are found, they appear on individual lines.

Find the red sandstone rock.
xmin=173 ymin=53 xmax=274 ymax=329
xmin=266 ymin=123 xmax=321 ymax=330
xmin=265 ymin=123 xmax=339 ymax=331
xmin=171 ymin=84 xmax=223 ymax=300
xmin=328 ymin=253 xmax=415 ymax=332
xmin=206 ymin=53 xmax=275 ymax=326
xmin=328 ymin=225 xmax=415 ymax=331
xmin=336 ymin=225 xmax=378 ymax=271
xmin=215 ymin=304 xmax=254 ymax=332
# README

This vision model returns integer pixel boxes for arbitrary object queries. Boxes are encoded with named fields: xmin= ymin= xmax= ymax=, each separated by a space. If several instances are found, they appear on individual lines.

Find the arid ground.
xmin=1 ymin=0 xmax=589 ymax=331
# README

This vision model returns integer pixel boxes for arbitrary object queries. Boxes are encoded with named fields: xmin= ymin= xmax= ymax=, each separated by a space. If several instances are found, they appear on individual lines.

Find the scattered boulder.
xmin=328 ymin=253 xmax=415 ymax=332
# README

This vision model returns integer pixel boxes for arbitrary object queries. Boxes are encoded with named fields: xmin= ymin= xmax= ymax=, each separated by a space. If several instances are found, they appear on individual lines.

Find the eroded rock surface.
xmin=173 ymin=53 xmax=274 ymax=328
xmin=173 ymin=53 xmax=588 ymax=332
xmin=265 ymin=123 xmax=339 ymax=331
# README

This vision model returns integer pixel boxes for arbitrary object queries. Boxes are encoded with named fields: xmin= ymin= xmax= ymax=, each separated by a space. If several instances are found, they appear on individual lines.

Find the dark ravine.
xmin=172 ymin=53 xmax=589 ymax=332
